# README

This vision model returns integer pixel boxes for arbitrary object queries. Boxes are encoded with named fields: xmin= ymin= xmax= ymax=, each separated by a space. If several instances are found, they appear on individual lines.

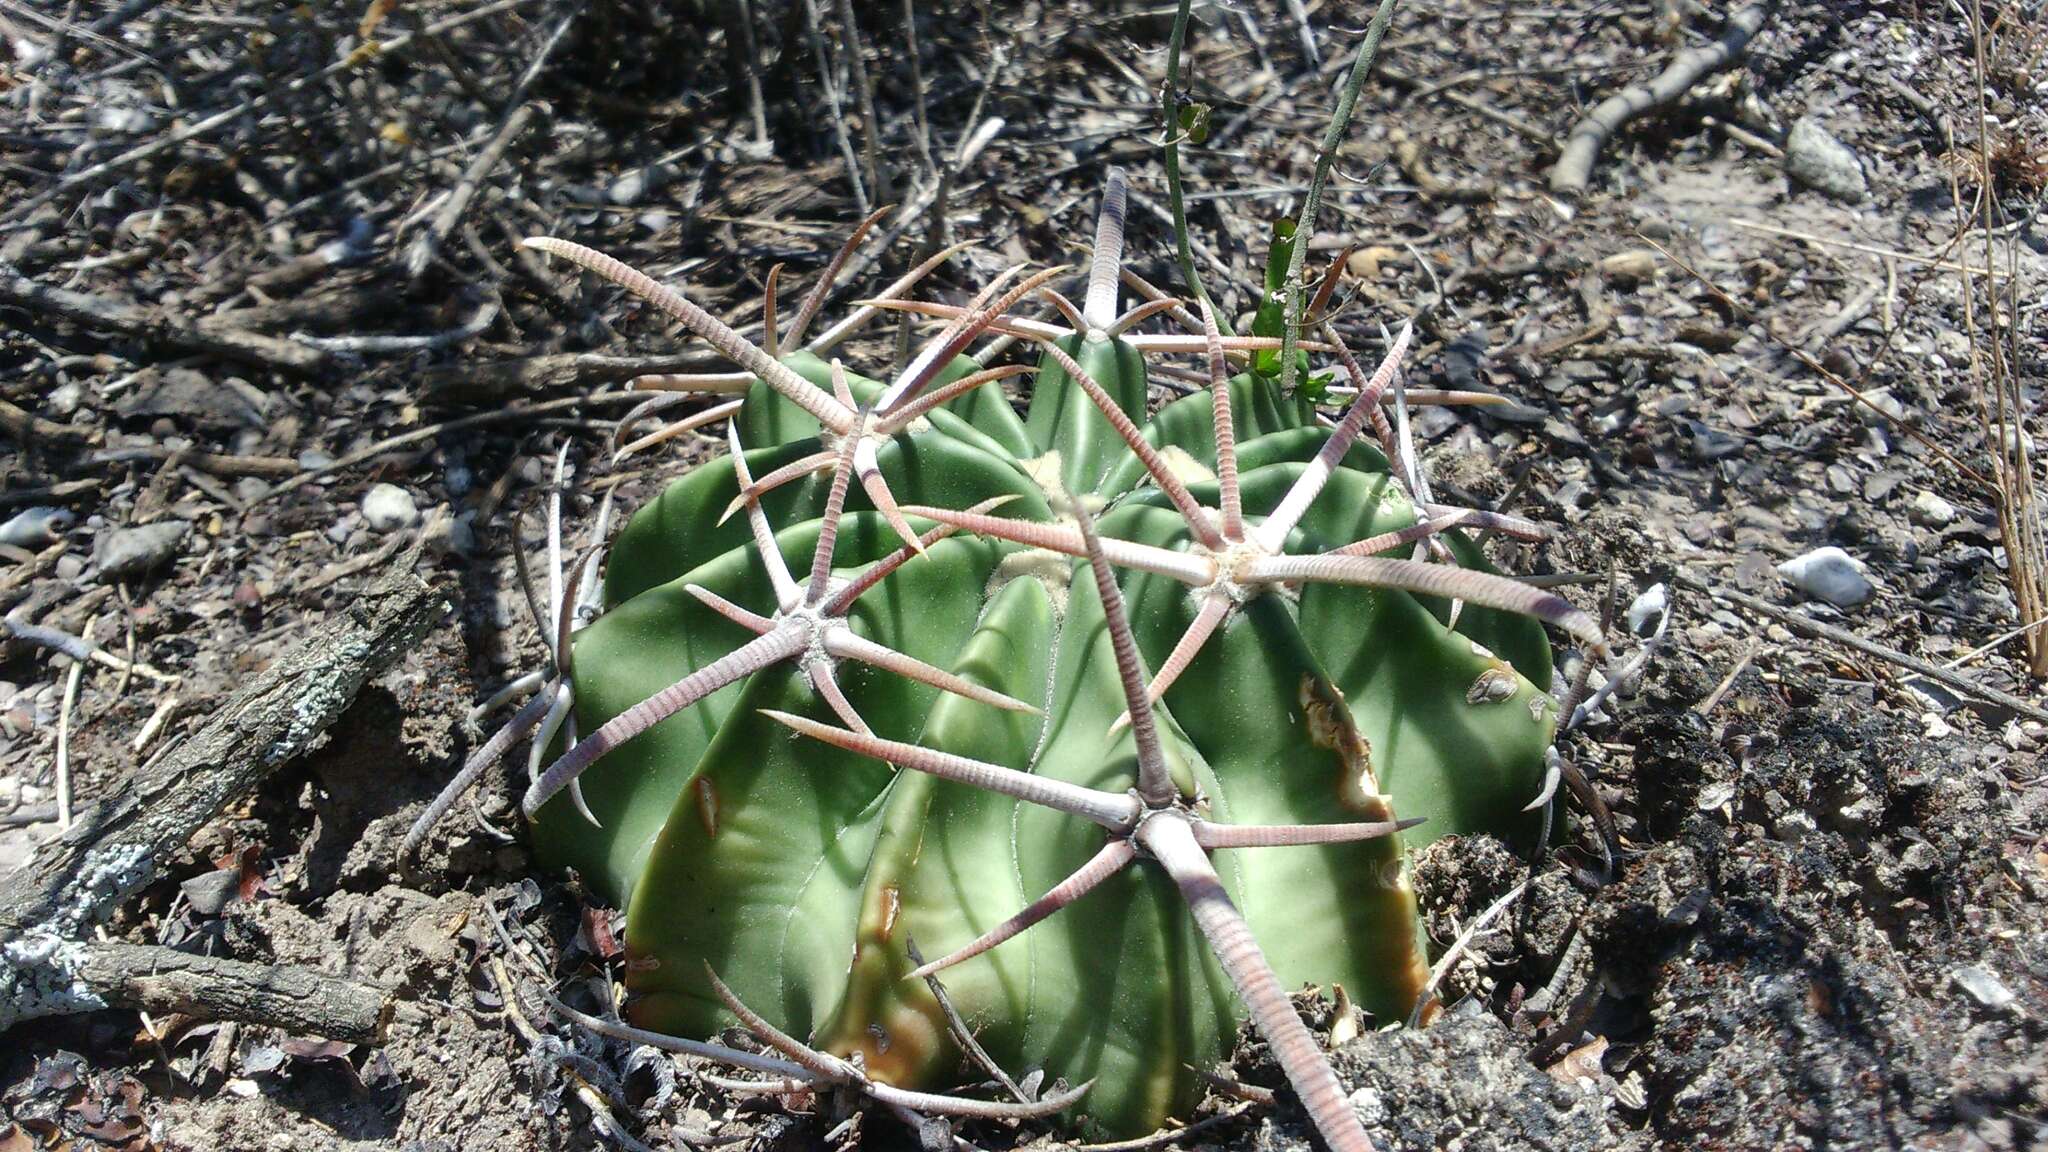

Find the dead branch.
xmin=0 ymin=397 xmax=101 ymax=447
xmin=0 ymin=0 xmax=530 ymax=226
xmin=254 ymin=392 xmax=648 ymax=501
xmin=88 ymin=446 xmax=300 ymax=479
xmin=0 ymin=556 xmax=445 ymax=938
xmin=1549 ymin=3 xmax=1776 ymax=195
xmin=405 ymin=97 xmax=537 ymax=280
xmin=4 ymin=940 xmax=398 ymax=1044
xmin=420 ymin=350 xmax=730 ymax=400
xmin=799 ymin=0 xmax=870 ymax=216
xmin=0 ymin=266 xmax=330 ymax=375
xmin=1684 ymin=577 xmax=2048 ymax=726
xmin=404 ymin=1 xmax=573 ymax=282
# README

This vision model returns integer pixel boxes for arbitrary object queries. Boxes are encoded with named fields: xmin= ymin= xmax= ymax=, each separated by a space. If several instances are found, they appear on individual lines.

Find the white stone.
xmin=362 ymin=484 xmax=420 ymax=534
xmin=1625 ymin=582 xmax=1669 ymax=636
xmin=1777 ymin=547 xmax=1873 ymax=608
xmin=1909 ymin=490 xmax=1956 ymax=527
xmin=46 ymin=382 xmax=84 ymax=417
xmin=1951 ymin=964 xmax=2016 ymax=1011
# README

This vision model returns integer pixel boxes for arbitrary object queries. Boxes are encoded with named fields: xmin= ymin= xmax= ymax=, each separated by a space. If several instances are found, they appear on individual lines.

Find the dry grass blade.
xmin=1962 ymin=0 xmax=2047 ymax=677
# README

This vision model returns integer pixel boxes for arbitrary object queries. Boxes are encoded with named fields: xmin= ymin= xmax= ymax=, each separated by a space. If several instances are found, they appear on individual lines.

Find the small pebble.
xmin=607 ymin=162 xmax=680 ymax=205
xmin=94 ymin=520 xmax=190 ymax=580
xmin=1772 ymin=811 xmax=1816 ymax=842
xmin=96 ymin=105 xmax=154 ymax=133
xmin=1851 ymin=389 xmax=1905 ymax=425
xmin=1625 ymin=583 xmax=1669 ymax=636
xmin=1909 ymin=490 xmax=1956 ymax=527
xmin=179 ymin=868 xmax=244 ymax=916
xmin=1598 ymin=249 xmax=1660 ymax=285
xmin=362 ymin=484 xmax=420 ymax=534
xmin=1898 ymin=841 xmax=1940 ymax=872
xmin=1777 ymin=546 xmax=1873 ymax=608
xmin=447 ymin=513 xmax=478 ymax=556
xmin=46 ymin=382 xmax=85 ymax=417
xmin=1951 ymin=964 xmax=2016 ymax=1011
xmin=1697 ymin=781 xmax=1738 ymax=812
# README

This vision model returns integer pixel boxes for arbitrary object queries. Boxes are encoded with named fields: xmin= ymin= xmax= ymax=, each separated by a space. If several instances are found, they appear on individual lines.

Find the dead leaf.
xmin=579 ymin=905 xmax=624 ymax=961
xmin=1545 ymin=1035 xmax=1608 ymax=1085
xmin=1327 ymin=983 xmax=1360 ymax=1048
xmin=277 ymin=1039 xmax=354 ymax=1063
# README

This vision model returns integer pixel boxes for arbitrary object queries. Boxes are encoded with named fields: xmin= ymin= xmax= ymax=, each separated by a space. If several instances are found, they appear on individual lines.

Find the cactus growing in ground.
xmin=414 ymin=170 xmax=1605 ymax=1149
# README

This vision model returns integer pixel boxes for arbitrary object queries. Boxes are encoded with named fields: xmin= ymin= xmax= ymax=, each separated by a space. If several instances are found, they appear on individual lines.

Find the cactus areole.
xmin=510 ymin=173 xmax=1592 ymax=1146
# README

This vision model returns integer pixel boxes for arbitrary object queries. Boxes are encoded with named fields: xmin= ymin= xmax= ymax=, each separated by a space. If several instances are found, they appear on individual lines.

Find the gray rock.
xmin=114 ymin=367 xmax=269 ymax=430
xmin=1784 ymin=117 xmax=1867 ymax=201
xmin=446 ymin=513 xmax=478 ymax=556
xmin=1850 ymin=387 xmax=1905 ymax=425
xmin=93 ymin=520 xmax=190 ymax=580
xmin=362 ymin=483 xmax=420 ymax=534
xmin=0 ymin=507 xmax=74 ymax=548
xmin=178 ymin=867 xmax=244 ymax=916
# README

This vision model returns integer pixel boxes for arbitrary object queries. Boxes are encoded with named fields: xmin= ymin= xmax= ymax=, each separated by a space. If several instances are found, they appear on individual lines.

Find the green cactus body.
xmin=520 ymin=204 xmax=1561 ymax=1138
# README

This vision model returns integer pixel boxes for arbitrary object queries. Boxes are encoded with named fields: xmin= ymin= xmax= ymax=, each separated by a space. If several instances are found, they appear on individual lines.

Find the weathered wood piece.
xmin=0 ymin=560 xmax=444 ymax=939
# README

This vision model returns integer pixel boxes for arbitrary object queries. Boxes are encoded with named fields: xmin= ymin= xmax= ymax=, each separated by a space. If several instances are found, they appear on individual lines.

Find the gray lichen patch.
xmin=264 ymin=637 xmax=375 ymax=765
xmin=0 ymin=931 xmax=106 ymax=1033
xmin=53 ymin=842 xmax=155 ymax=937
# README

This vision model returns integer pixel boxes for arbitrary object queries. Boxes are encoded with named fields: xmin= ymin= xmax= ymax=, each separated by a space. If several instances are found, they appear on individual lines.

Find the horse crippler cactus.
xmin=413 ymin=171 xmax=1602 ymax=1150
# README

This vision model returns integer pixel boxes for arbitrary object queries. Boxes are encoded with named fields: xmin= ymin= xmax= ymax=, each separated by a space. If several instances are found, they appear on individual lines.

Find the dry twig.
xmin=1550 ymin=3 xmax=1776 ymax=194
